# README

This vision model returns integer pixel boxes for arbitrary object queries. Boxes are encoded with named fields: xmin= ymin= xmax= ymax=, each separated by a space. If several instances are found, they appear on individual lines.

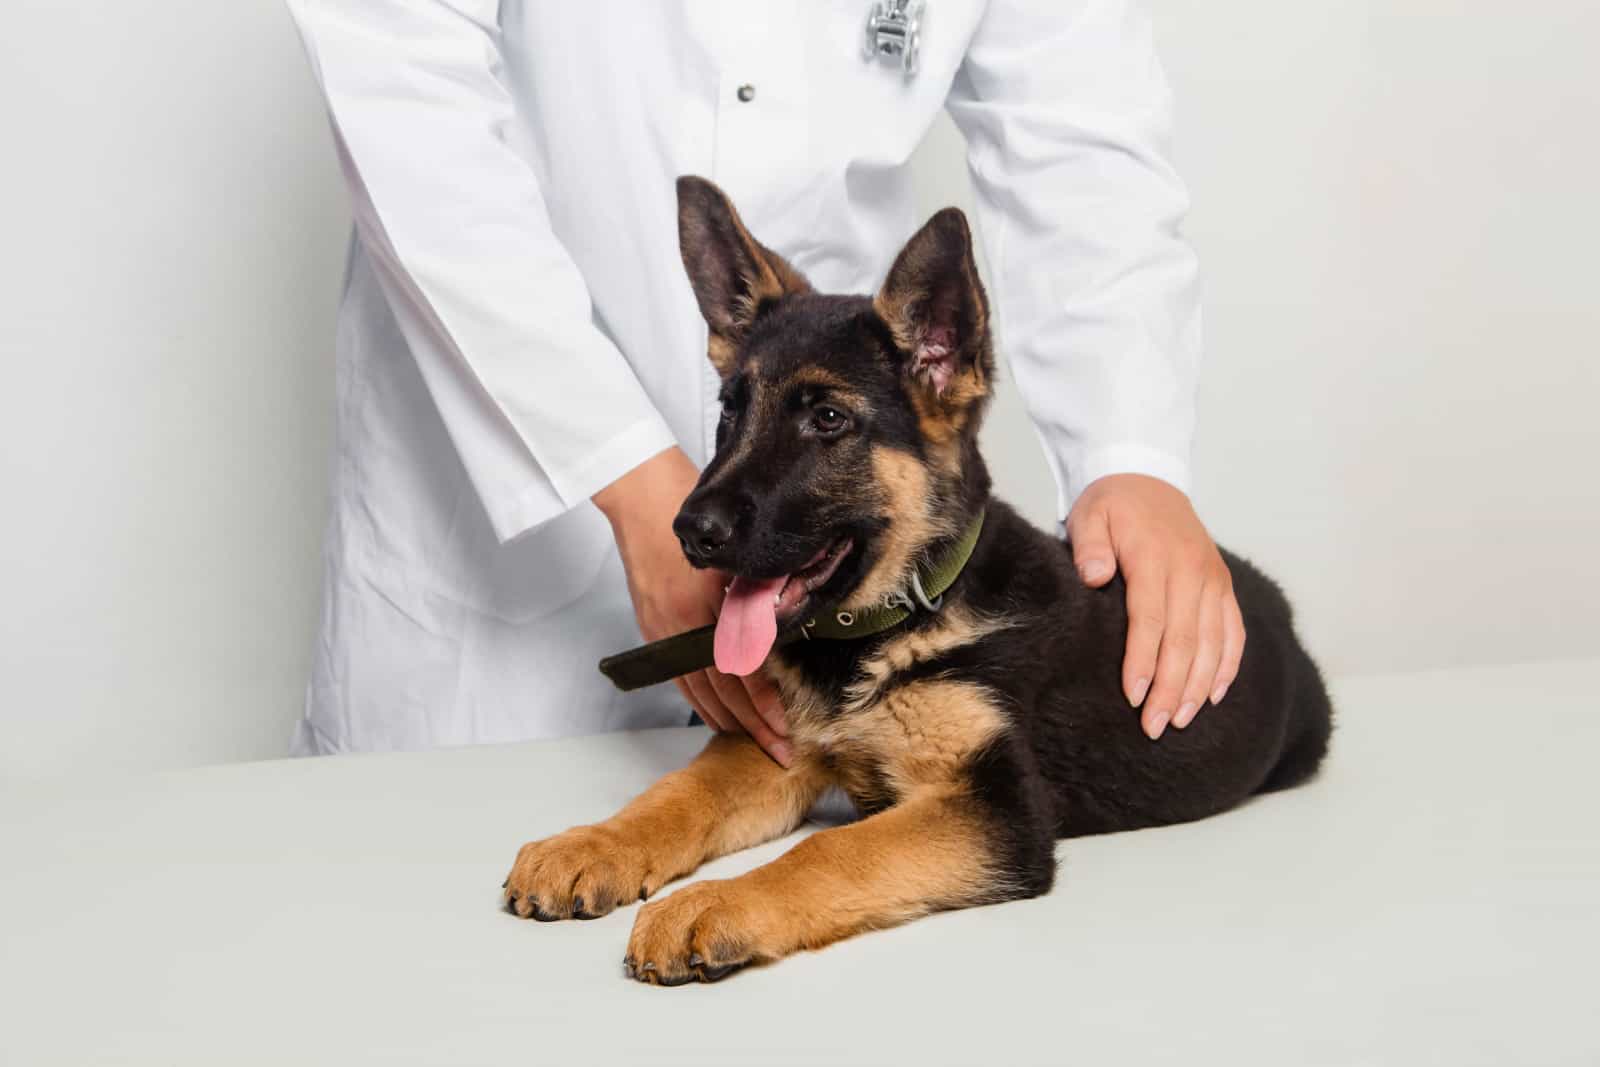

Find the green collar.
xmin=598 ymin=509 xmax=986 ymax=692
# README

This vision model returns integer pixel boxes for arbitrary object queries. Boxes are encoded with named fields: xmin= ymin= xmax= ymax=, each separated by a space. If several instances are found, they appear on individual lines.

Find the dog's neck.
xmin=922 ymin=439 xmax=991 ymax=569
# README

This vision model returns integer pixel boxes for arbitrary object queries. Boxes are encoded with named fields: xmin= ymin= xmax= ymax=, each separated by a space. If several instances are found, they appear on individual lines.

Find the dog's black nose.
xmin=673 ymin=495 xmax=737 ymax=565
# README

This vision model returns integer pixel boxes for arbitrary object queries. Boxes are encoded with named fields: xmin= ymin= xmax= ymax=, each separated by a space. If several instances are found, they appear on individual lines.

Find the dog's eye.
xmin=811 ymin=406 xmax=848 ymax=435
xmin=719 ymin=395 xmax=738 ymax=421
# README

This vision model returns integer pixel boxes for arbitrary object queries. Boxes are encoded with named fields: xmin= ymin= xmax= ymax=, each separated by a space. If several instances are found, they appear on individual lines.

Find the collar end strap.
xmin=597 ymin=624 xmax=717 ymax=693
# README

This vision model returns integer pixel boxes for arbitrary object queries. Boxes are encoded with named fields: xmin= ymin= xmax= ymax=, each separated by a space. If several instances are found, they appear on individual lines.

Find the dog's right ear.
xmin=677 ymin=176 xmax=811 ymax=375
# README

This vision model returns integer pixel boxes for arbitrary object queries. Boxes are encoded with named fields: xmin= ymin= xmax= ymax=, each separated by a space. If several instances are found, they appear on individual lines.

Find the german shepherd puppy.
xmin=503 ymin=177 xmax=1333 ymax=985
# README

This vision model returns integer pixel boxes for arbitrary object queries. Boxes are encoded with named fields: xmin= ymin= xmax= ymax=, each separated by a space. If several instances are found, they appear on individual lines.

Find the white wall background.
xmin=2 ymin=1 xmax=1596 ymax=783
xmin=0 ymin=2 xmax=345 ymax=782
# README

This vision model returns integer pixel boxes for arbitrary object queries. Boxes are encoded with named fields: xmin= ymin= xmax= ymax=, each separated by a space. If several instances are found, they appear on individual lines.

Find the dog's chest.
xmin=771 ymin=636 xmax=1007 ymax=803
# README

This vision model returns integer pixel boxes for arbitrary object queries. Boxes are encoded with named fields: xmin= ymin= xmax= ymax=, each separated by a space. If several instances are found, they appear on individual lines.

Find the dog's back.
xmin=948 ymin=501 xmax=1332 ymax=840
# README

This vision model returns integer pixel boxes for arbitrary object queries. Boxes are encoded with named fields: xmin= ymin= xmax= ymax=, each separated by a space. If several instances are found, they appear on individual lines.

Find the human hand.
xmin=1065 ymin=473 xmax=1245 ymax=741
xmin=593 ymin=447 xmax=793 ymax=766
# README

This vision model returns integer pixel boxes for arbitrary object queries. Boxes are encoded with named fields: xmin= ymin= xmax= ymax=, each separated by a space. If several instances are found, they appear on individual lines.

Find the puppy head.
xmin=672 ymin=176 xmax=992 ymax=673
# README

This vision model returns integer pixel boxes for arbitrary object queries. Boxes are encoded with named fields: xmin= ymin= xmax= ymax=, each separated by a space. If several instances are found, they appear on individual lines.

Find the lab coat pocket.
xmin=432 ymin=492 xmax=616 ymax=626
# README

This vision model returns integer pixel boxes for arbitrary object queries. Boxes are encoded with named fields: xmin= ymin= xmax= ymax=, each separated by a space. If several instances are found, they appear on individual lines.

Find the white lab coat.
xmin=284 ymin=0 xmax=1202 ymax=756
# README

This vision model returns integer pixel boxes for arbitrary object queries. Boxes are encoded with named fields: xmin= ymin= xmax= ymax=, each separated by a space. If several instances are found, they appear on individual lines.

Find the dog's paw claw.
xmin=698 ymin=960 xmax=744 ymax=982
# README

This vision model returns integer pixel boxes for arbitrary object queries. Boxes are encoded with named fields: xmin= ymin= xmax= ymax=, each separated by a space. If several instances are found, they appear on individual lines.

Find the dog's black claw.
xmin=639 ymin=887 xmax=649 ymax=901
xmin=688 ymin=953 xmax=704 ymax=968
xmin=622 ymin=959 xmax=635 ymax=979
xmin=501 ymin=878 xmax=508 ymax=889
xmin=698 ymin=960 xmax=743 ymax=983
xmin=504 ymin=894 xmax=520 ymax=916
xmin=640 ymin=961 xmax=656 ymax=972
xmin=570 ymin=896 xmax=585 ymax=916
xmin=655 ymin=970 xmax=694 ymax=987
xmin=530 ymin=901 xmax=561 ymax=922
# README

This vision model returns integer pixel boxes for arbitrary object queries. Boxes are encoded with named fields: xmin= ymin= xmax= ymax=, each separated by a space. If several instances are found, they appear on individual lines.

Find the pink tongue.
xmin=714 ymin=575 xmax=788 ymax=676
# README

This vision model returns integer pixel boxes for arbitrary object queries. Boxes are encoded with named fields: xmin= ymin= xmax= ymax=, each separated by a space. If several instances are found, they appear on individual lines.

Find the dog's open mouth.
xmin=713 ymin=537 xmax=855 ymax=677
xmin=774 ymin=538 xmax=855 ymax=621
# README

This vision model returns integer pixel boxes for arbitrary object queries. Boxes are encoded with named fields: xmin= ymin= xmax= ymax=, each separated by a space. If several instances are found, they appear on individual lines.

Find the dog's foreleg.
xmin=623 ymin=784 xmax=1011 ymax=983
xmin=504 ymin=733 xmax=826 ymax=920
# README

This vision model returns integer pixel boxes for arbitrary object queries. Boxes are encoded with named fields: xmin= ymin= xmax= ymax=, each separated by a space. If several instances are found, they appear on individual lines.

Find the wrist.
xmin=592 ymin=446 xmax=699 ymax=542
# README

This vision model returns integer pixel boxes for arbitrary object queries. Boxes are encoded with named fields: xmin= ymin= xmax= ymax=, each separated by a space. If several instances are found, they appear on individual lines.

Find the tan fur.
xmin=706 ymin=333 xmax=739 ymax=377
xmin=764 ymin=655 xmax=831 ymax=724
xmin=804 ymin=678 xmax=1007 ymax=795
xmin=503 ymin=734 xmax=827 ymax=918
xmin=624 ymin=784 xmax=1002 ymax=983
xmin=843 ymin=446 xmax=959 ymax=612
xmin=509 ymin=552 xmax=1014 ymax=982
xmin=507 ymin=659 xmax=1011 ymax=979
xmin=753 ymin=250 xmax=811 ymax=312
xmin=838 ymin=605 xmax=1014 ymax=714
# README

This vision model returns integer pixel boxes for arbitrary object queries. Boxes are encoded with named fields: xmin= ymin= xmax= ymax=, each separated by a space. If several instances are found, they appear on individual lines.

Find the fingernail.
xmin=771 ymin=741 xmax=794 ymax=768
xmin=1211 ymin=682 xmax=1230 ymax=705
xmin=1079 ymin=559 xmax=1111 ymax=583
xmin=1146 ymin=710 xmax=1170 ymax=741
xmin=1174 ymin=702 xmax=1198 ymax=729
xmin=1129 ymin=677 xmax=1151 ymax=707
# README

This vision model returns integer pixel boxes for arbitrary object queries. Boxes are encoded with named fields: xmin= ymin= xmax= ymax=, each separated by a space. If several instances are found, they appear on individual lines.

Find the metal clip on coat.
xmin=864 ymin=0 xmax=924 ymax=75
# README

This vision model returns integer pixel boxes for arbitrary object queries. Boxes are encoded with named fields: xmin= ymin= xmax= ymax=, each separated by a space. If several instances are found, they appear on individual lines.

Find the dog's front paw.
xmin=623 ymin=880 xmax=776 ymax=985
xmin=503 ymin=824 xmax=656 ymax=921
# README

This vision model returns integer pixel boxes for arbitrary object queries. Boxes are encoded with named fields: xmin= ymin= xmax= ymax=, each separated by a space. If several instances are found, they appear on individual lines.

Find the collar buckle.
xmin=906 ymin=568 xmax=944 ymax=613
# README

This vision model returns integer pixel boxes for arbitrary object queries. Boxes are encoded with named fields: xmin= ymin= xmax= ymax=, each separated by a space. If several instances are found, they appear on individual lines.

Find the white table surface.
xmin=3 ymin=659 xmax=1595 ymax=1066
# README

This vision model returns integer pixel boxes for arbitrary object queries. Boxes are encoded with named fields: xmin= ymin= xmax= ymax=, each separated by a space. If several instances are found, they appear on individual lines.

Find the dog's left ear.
xmin=677 ymin=176 xmax=811 ymax=375
xmin=874 ymin=207 xmax=992 ymax=409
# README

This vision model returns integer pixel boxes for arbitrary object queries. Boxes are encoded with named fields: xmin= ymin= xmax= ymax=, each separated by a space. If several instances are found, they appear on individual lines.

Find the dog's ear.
xmin=874 ymin=207 xmax=992 ymax=415
xmin=677 ymin=176 xmax=811 ymax=375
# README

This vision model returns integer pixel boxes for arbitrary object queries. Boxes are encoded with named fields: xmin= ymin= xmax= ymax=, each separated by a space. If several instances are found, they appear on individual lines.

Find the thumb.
xmin=1067 ymin=503 xmax=1117 ymax=587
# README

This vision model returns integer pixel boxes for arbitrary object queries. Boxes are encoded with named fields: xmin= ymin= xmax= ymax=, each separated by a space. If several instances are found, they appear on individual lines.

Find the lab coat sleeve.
xmin=946 ymin=0 xmax=1202 ymax=523
xmin=285 ymin=0 xmax=677 ymax=543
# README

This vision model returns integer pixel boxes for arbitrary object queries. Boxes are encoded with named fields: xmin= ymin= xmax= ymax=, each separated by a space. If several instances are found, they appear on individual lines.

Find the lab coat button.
xmin=736 ymin=84 xmax=755 ymax=102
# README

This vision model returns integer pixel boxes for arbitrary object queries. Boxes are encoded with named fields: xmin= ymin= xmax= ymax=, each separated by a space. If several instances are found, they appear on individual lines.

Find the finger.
xmin=683 ymin=673 xmax=731 ymax=734
xmin=704 ymin=666 xmax=757 ymax=734
xmin=1212 ymin=594 xmax=1247 ymax=705
xmin=707 ymin=668 xmax=793 ymax=767
xmin=1173 ymin=582 xmax=1224 ymax=729
xmin=1121 ymin=555 xmax=1166 ymax=714
xmin=1067 ymin=503 xmax=1117 ymax=587
xmin=674 ymin=677 xmax=724 ymax=732
xmin=739 ymin=669 xmax=789 ymax=738
xmin=1143 ymin=571 xmax=1203 ymax=741
xmin=671 ymin=678 xmax=706 ymax=726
